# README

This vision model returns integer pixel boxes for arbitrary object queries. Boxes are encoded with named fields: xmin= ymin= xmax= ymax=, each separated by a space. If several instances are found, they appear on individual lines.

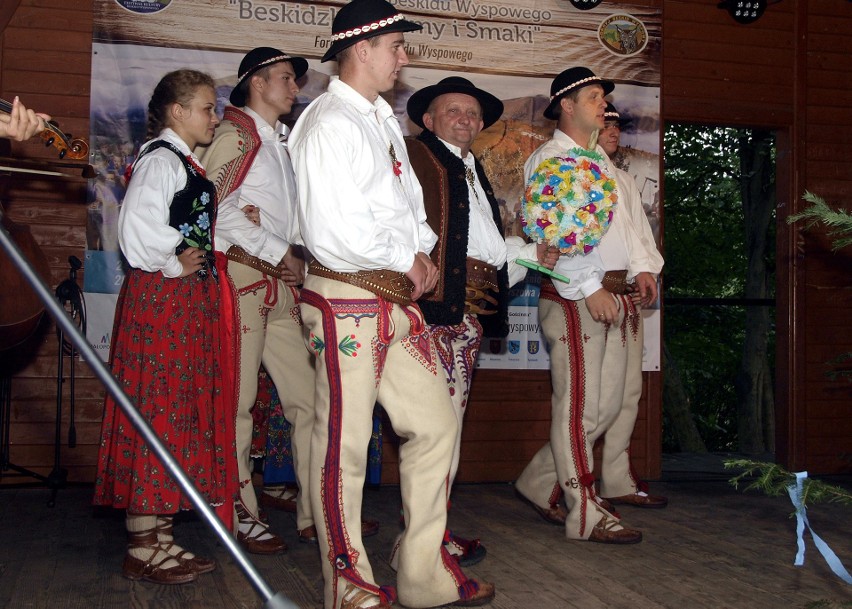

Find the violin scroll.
xmin=40 ymin=120 xmax=89 ymax=160
xmin=1 ymin=97 xmax=89 ymax=160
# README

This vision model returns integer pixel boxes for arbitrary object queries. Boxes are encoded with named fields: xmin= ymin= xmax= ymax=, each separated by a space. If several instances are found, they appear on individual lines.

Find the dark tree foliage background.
xmin=662 ymin=124 xmax=776 ymax=453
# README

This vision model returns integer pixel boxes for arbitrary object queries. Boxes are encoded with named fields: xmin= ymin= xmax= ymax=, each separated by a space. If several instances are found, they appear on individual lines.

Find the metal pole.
xmin=0 ymin=222 xmax=297 ymax=609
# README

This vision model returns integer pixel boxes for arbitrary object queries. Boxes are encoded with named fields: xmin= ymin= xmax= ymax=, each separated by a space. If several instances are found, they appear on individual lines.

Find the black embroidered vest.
xmin=405 ymin=130 xmax=509 ymax=338
xmin=136 ymin=141 xmax=218 ymax=278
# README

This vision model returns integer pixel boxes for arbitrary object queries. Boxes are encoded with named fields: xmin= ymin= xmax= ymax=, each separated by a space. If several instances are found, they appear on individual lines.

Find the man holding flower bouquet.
xmin=514 ymin=67 xmax=658 ymax=544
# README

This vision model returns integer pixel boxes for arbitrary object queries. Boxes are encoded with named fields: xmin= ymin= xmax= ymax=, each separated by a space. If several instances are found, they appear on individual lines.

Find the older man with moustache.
xmin=404 ymin=76 xmax=557 ymax=567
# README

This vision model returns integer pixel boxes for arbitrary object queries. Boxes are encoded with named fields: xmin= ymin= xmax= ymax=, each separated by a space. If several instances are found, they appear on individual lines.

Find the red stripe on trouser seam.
xmin=299 ymin=289 xmax=395 ymax=606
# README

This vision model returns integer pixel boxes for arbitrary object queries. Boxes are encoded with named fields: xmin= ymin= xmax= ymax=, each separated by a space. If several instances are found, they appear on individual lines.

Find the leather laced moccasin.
xmin=259 ymin=486 xmax=298 ymax=513
xmin=410 ymin=579 xmax=496 ymax=608
xmin=235 ymin=502 xmax=287 ymax=555
xmin=156 ymin=516 xmax=215 ymax=575
xmin=298 ymin=524 xmax=318 ymax=544
xmin=532 ymin=502 xmax=568 ymax=525
xmin=340 ymin=584 xmax=392 ymax=609
xmin=605 ymin=491 xmax=668 ymax=509
xmin=588 ymin=514 xmax=642 ymax=545
xmin=594 ymin=496 xmax=619 ymax=516
xmin=122 ymin=529 xmax=197 ymax=585
xmin=516 ymin=489 xmax=567 ymax=525
xmin=450 ymin=579 xmax=496 ymax=607
xmin=444 ymin=532 xmax=487 ymax=567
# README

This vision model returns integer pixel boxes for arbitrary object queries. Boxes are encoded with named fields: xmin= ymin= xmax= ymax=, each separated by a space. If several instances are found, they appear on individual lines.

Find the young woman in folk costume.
xmin=93 ymin=69 xmax=238 ymax=585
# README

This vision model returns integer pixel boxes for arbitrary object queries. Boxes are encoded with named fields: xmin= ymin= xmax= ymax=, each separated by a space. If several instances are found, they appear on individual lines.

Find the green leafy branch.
xmin=787 ymin=191 xmax=852 ymax=382
xmin=787 ymin=191 xmax=852 ymax=251
xmin=724 ymin=459 xmax=852 ymax=507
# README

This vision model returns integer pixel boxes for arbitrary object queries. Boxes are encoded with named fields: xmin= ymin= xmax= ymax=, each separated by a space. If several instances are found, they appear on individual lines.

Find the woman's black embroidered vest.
xmin=136 ymin=140 xmax=218 ymax=277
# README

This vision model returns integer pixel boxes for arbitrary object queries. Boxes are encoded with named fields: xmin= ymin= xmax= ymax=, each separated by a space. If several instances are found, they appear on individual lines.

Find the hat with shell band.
xmin=230 ymin=47 xmax=309 ymax=106
xmin=321 ymin=0 xmax=422 ymax=63
xmin=604 ymin=102 xmax=632 ymax=127
xmin=543 ymin=66 xmax=614 ymax=120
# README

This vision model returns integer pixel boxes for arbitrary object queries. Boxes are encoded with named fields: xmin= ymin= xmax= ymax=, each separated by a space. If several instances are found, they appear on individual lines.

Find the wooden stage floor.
xmin=1 ymin=456 xmax=850 ymax=609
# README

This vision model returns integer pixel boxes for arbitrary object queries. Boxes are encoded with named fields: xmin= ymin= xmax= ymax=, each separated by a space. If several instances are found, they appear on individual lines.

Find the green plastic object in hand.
xmin=516 ymin=258 xmax=571 ymax=284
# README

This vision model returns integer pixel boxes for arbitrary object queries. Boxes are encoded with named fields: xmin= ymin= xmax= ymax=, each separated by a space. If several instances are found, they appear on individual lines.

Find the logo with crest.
xmin=598 ymin=14 xmax=648 ymax=57
xmin=115 ymin=0 xmax=172 ymax=14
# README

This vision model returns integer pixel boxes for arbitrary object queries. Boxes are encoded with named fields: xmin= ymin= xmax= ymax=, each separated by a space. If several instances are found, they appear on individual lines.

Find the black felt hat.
xmin=321 ymin=0 xmax=422 ymax=63
xmin=406 ymin=76 xmax=504 ymax=130
xmin=604 ymin=102 xmax=632 ymax=127
xmin=543 ymin=67 xmax=614 ymax=120
xmin=230 ymin=47 xmax=309 ymax=106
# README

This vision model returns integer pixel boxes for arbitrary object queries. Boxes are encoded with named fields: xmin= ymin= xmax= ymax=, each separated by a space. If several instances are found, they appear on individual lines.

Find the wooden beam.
xmin=0 ymin=0 xmax=23 ymax=37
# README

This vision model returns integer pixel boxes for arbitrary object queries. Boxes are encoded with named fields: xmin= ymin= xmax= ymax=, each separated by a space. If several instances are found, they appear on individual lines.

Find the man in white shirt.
xmin=514 ymin=67 xmax=657 ymax=544
xmin=404 ymin=77 xmax=557 ymax=567
xmin=288 ymin=1 xmax=495 ymax=607
xmin=596 ymin=102 xmax=668 ymax=510
xmin=199 ymin=47 xmax=313 ymax=555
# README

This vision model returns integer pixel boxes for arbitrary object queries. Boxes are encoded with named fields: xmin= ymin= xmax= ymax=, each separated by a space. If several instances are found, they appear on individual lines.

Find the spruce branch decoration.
xmin=724 ymin=459 xmax=852 ymax=509
xmin=787 ymin=191 xmax=852 ymax=382
xmin=787 ymin=191 xmax=852 ymax=251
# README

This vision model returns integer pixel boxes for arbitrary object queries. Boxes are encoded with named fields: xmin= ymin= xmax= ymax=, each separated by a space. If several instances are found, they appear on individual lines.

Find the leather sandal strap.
xmin=126 ymin=529 xmax=159 ymax=548
xmin=126 ymin=531 xmax=182 ymax=574
xmin=240 ymin=519 xmax=271 ymax=541
xmin=127 ymin=529 xmax=187 ymax=574
xmin=145 ymin=545 xmax=178 ymax=572
xmin=158 ymin=539 xmax=193 ymax=561
xmin=236 ymin=502 xmax=272 ymax=541
xmin=155 ymin=516 xmax=175 ymax=536
xmin=341 ymin=586 xmax=381 ymax=609
xmin=263 ymin=487 xmax=297 ymax=500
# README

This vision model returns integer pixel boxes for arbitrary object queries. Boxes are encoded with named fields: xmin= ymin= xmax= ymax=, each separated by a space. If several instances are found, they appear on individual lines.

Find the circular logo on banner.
xmin=598 ymin=14 xmax=648 ymax=57
xmin=114 ymin=0 xmax=172 ymax=14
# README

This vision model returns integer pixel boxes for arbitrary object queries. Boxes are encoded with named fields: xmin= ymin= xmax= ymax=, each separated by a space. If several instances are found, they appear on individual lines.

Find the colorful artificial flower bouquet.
xmin=520 ymin=148 xmax=618 ymax=256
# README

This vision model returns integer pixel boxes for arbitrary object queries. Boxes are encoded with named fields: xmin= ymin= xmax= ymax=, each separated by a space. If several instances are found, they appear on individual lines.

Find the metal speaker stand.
xmin=48 ymin=255 xmax=86 ymax=504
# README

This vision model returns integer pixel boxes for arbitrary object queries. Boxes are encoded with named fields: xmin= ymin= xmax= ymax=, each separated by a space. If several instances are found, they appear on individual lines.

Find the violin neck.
xmin=0 ymin=98 xmax=13 ymax=114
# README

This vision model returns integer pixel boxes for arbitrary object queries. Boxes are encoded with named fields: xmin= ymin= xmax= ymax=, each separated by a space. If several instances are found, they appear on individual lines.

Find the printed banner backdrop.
xmin=86 ymin=0 xmax=661 ymax=370
xmin=84 ymin=292 xmax=119 ymax=362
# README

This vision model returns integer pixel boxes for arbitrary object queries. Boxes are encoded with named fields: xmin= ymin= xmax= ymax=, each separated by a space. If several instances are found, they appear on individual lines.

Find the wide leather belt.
xmin=540 ymin=272 xmax=633 ymax=298
xmin=602 ymin=270 xmax=633 ymax=295
xmin=225 ymin=245 xmax=284 ymax=279
xmin=465 ymin=257 xmax=499 ymax=315
xmin=308 ymin=260 xmax=414 ymax=305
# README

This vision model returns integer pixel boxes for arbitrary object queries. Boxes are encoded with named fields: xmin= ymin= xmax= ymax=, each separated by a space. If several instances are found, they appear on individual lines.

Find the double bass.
xmin=0 ymin=100 xmax=90 ymax=351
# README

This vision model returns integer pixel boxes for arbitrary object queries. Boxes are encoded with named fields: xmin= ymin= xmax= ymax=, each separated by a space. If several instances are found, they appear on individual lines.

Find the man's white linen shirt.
xmin=288 ymin=77 xmax=437 ymax=273
xmin=523 ymin=128 xmax=652 ymax=300
xmin=437 ymin=137 xmax=536 ymax=288
xmin=214 ymin=106 xmax=298 ymax=265
xmin=119 ymin=128 xmax=197 ymax=279
xmin=612 ymin=165 xmax=664 ymax=276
